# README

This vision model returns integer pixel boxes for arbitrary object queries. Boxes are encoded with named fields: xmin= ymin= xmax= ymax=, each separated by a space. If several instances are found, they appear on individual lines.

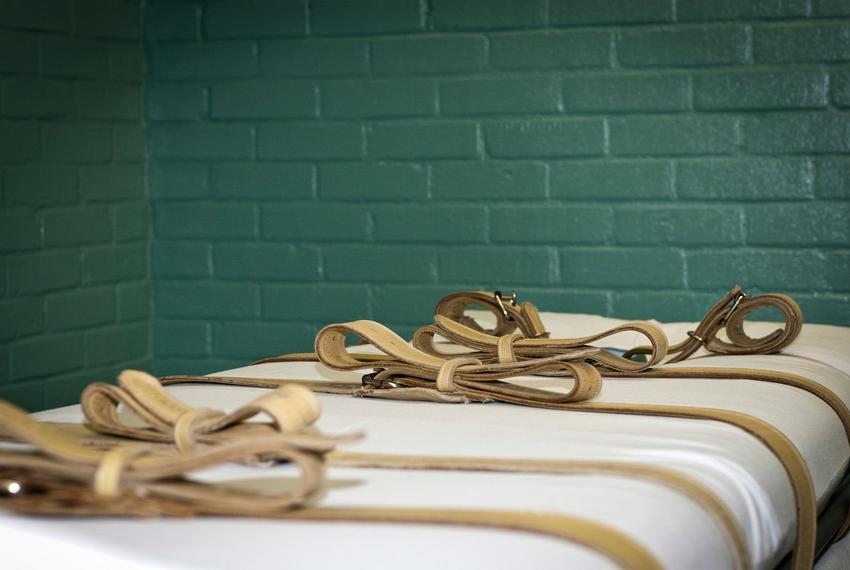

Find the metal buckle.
xmin=361 ymin=371 xmax=397 ymax=389
xmin=493 ymin=290 xmax=518 ymax=320
xmin=686 ymin=331 xmax=707 ymax=344
xmin=720 ymin=290 xmax=748 ymax=325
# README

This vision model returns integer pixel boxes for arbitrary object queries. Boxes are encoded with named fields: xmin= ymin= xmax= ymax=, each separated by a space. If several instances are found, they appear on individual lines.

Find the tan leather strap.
xmin=82 ymin=370 xmax=323 ymax=446
xmin=159 ymin=372 xmax=816 ymax=570
xmin=434 ymin=290 xmax=549 ymax=338
xmin=0 ymin=400 xmax=338 ymax=513
xmin=625 ymin=286 xmax=803 ymax=363
xmin=313 ymin=320 xmax=605 ymax=405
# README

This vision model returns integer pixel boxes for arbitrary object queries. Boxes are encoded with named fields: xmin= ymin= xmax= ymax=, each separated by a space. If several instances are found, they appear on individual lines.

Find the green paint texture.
xmin=0 ymin=0 xmax=150 ymax=410
xmin=2 ymin=0 xmax=850 ymax=409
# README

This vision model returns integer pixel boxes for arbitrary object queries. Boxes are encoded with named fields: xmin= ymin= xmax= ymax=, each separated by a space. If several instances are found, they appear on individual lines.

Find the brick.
xmin=117 ymin=282 xmax=150 ymax=322
xmin=612 ymin=291 xmax=720 ymax=322
xmin=7 ymin=251 xmax=80 ymax=294
xmin=156 ymin=281 xmax=258 ymax=319
xmin=82 ymin=244 xmax=148 ymax=284
xmin=154 ymin=321 xmax=209 ymax=356
xmin=325 ymin=245 xmax=436 ymax=283
xmin=552 ymin=0 xmax=672 ymax=24
xmin=678 ymin=0 xmax=808 ymax=20
xmin=491 ymin=205 xmax=613 ymax=244
xmin=793 ymin=294 xmax=850 ymax=326
xmin=113 ymin=125 xmax=145 ymax=161
xmin=149 ymin=124 xmax=253 ymax=160
xmin=109 ymin=43 xmax=143 ymax=82
xmin=610 ymin=116 xmax=738 ymax=156
xmin=550 ymin=160 xmax=673 ymax=200
xmin=694 ymin=70 xmax=828 ymax=110
xmin=677 ymin=158 xmax=813 ymax=200
xmin=205 ymin=1 xmax=306 ymax=38
xmin=441 ymin=77 xmax=560 ymax=116
xmin=46 ymin=287 xmax=115 ymax=331
xmin=373 ymin=205 xmax=488 ymax=243
xmin=754 ymin=23 xmax=850 ymax=63
xmin=618 ymin=26 xmax=748 ymax=68
xmin=0 ymin=299 xmax=43 ymax=341
xmin=746 ymin=203 xmax=850 ymax=245
xmin=368 ymin=122 xmax=477 ymax=159
xmin=560 ymin=248 xmax=685 ymax=288
xmin=40 ymin=36 xmax=109 ymax=78
xmin=76 ymin=81 xmax=142 ymax=119
xmin=211 ymin=162 xmax=314 ymax=199
xmin=0 ymin=210 xmax=41 ymax=251
xmin=11 ymin=333 xmax=85 ymax=380
xmin=311 ymin=0 xmax=420 ymax=35
xmin=151 ymin=42 xmax=256 ymax=80
xmin=0 ymin=0 xmax=70 ymax=31
xmin=816 ymin=0 xmax=850 ymax=16
xmin=262 ymin=284 xmax=370 ymax=321
xmin=42 ymin=207 xmax=111 ymax=246
xmin=4 ymin=165 xmax=77 ymax=206
xmin=79 ymin=165 xmax=144 ymax=202
xmin=563 ymin=73 xmax=689 ymax=113
xmin=0 ymin=382 xmax=44 ymax=412
xmin=615 ymin=205 xmax=744 ymax=245
xmin=42 ymin=123 xmax=112 ymax=163
xmin=371 ymin=285 xmax=457 ymax=325
xmin=485 ymin=119 xmax=604 ymax=158
xmin=0 ymin=122 xmax=39 ymax=163
xmin=155 ymin=203 xmax=256 ymax=239
xmin=43 ymin=365 xmax=115 ymax=409
xmin=86 ymin=323 xmax=148 ymax=366
xmin=432 ymin=161 xmax=547 ymax=200
xmin=1 ymin=78 xmax=74 ymax=118
xmin=742 ymin=113 xmax=850 ymax=154
xmin=816 ymin=157 xmax=850 ymax=198
xmin=155 ymin=356 xmax=245 ymax=377
xmin=114 ymin=201 xmax=150 ymax=242
xmin=320 ymin=162 xmax=426 ymax=200
xmin=212 ymin=79 xmax=316 ymax=119
xmin=149 ymin=162 xmax=208 ymax=199
xmin=74 ymin=0 xmax=140 ymax=39
xmin=145 ymin=3 xmax=200 ymax=41
xmin=323 ymin=79 xmax=436 ymax=118
xmin=263 ymin=203 xmax=368 ymax=241
xmin=522 ymin=288 xmax=613 ymax=316
xmin=827 ymin=252 xmax=850 ymax=291
xmin=214 ymin=243 xmax=320 ymax=280
xmin=261 ymin=38 xmax=368 ymax=76
xmin=440 ymin=246 xmax=558 ymax=285
xmin=688 ymin=250 xmax=828 ymax=290
xmin=153 ymin=242 xmax=212 ymax=278
xmin=0 ymin=30 xmax=38 ymax=73
xmin=258 ymin=123 xmax=362 ymax=159
xmin=373 ymin=36 xmax=486 ymax=75
xmin=432 ymin=0 xmax=546 ymax=29
xmin=490 ymin=30 xmax=610 ymax=70
xmin=214 ymin=322 xmax=314 ymax=358
xmin=835 ymin=71 xmax=850 ymax=108
xmin=146 ymin=84 xmax=207 ymax=121
xmin=0 ymin=348 xmax=9 ymax=384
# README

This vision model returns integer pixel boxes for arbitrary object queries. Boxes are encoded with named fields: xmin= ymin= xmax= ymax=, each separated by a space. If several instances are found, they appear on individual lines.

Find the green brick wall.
xmin=0 ymin=0 xmax=150 ymax=410
xmin=145 ymin=0 xmax=850 ymax=376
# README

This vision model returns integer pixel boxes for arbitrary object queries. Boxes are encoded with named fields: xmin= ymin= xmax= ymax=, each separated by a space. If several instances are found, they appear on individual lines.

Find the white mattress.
xmin=5 ymin=313 xmax=850 ymax=570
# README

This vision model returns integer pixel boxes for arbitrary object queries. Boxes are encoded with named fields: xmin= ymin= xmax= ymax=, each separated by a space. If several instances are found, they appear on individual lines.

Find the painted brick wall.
xmin=146 ymin=0 xmax=850 ymax=376
xmin=0 ymin=0 xmax=150 ymax=410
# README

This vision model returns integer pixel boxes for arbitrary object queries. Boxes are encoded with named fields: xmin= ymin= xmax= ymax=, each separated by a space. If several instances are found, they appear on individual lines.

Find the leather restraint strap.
xmin=624 ymin=286 xmax=803 ymax=364
xmin=161 ymin=370 xmax=817 ymax=570
xmin=31 ymin=377 xmax=750 ymax=570
xmin=0 ymin=399 xmax=341 ymax=515
xmin=0 ymin=397 xmax=670 ymax=570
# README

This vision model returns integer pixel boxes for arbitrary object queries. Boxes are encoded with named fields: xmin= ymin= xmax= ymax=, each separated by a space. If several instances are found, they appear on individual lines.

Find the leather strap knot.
xmin=436 ymin=357 xmax=483 ymax=393
xmin=496 ymin=333 xmax=523 ymax=363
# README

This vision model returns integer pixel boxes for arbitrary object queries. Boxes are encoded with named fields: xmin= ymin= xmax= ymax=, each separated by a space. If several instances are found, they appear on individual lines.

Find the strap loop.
xmin=436 ymin=357 xmax=483 ymax=393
